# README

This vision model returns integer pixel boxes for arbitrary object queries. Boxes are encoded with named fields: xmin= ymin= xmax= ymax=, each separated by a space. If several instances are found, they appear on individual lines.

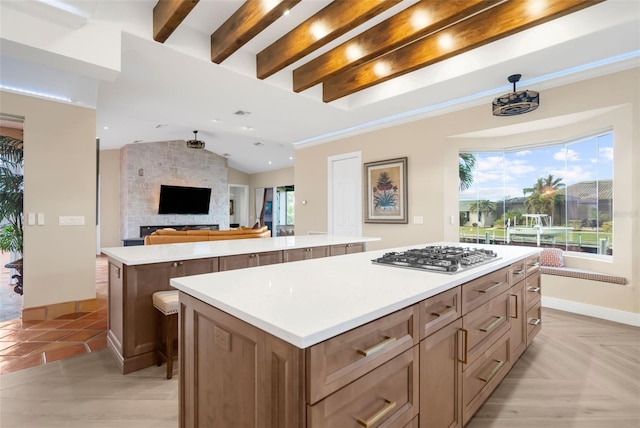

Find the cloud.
xmin=547 ymin=165 xmax=593 ymax=184
xmin=514 ymin=150 xmax=532 ymax=157
xmin=599 ymin=147 xmax=614 ymax=161
xmin=553 ymin=148 xmax=580 ymax=161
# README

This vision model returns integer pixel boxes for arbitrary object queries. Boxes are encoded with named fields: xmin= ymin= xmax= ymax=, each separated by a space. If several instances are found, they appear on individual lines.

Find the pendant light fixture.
xmin=186 ymin=130 xmax=205 ymax=149
xmin=492 ymin=74 xmax=539 ymax=116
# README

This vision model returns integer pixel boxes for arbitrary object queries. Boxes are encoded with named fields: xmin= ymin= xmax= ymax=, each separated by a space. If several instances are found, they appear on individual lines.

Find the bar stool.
xmin=152 ymin=290 xmax=179 ymax=379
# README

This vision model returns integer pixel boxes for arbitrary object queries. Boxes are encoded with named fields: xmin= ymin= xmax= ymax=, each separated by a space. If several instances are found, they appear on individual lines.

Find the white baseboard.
xmin=542 ymin=296 xmax=640 ymax=327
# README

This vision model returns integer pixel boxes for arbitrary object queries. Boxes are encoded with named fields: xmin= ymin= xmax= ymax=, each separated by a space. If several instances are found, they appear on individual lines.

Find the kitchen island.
xmin=101 ymin=234 xmax=379 ymax=374
xmin=171 ymin=243 xmax=542 ymax=427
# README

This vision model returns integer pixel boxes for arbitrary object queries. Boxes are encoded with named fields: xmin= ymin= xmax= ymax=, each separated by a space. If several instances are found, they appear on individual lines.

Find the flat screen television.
xmin=158 ymin=185 xmax=212 ymax=215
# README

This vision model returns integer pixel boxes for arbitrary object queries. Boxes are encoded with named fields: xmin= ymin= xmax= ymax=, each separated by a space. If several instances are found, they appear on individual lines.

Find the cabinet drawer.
xmin=462 ymin=332 xmax=511 ymax=425
xmin=419 ymin=286 xmax=461 ymax=339
xmin=284 ymin=246 xmax=330 ymax=262
xmin=525 ymin=271 xmax=541 ymax=311
xmin=462 ymin=290 xmax=510 ymax=368
xmin=308 ymin=347 xmax=419 ymax=428
xmin=219 ymin=250 xmax=282 ymax=271
xmin=404 ymin=416 xmax=419 ymax=428
xmin=526 ymin=303 xmax=542 ymax=346
xmin=508 ymin=259 xmax=527 ymax=285
xmin=461 ymin=266 xmax=510 ymax=315
xmin=330 ymin=243 xmax=364 ymax=256
xmin=307 ymin=305 xmax=419 ymax=404
xmin=525 ymin=254 xmax=540 ymax=276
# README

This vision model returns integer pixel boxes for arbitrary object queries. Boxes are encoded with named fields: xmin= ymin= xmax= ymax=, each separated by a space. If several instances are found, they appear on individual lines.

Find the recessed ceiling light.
xmin=211 ymin=118 xmax=221 ymax=123
xmin=289 ymin=156 xmax=293 ymax=160
xmin=283 ymin=9 xmax=290 ymax=16
xmin=241 ymin=126 xmax=254 ymax=131
xmin=268 ymin=161 xmax=272 ymax=165
xmin=103 ymin=126 xmax=109 ymax=130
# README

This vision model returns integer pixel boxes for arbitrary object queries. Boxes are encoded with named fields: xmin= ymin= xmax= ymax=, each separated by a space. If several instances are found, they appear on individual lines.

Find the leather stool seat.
xmin=152 ymin=290 xmax=179 ymax=379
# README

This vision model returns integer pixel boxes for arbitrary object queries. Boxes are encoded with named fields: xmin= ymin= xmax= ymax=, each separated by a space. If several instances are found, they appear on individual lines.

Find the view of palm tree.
xmin=459 ymin=153 xmax=475 ymax=191
xmin=523 ymin=174 xmax=565 ymax=225
xmin=458 ymin=132 xmax=614 ymax=255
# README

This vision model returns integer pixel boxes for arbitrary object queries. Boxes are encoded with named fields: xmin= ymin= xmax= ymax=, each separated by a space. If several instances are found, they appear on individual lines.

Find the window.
xmin=459 ymin=131 xmax=614 ymax=256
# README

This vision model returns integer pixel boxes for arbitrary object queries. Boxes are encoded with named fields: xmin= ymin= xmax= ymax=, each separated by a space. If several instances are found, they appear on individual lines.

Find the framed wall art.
xmin=364 ymin=157 xmax=408 ymax=223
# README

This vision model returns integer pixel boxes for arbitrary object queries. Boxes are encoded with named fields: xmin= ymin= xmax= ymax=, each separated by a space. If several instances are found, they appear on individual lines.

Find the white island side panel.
xmin=171 ymin=243 xmax=539 ymax=348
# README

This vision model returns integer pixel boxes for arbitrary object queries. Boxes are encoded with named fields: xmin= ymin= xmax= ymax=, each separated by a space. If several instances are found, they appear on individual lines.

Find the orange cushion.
xmin=540 ymin=248 xmax=563 ymax=267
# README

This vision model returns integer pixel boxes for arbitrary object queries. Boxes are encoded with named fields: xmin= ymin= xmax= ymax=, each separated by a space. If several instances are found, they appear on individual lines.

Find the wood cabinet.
xmin=107 ymin=241 xmax=366 ymax=374
xmin=307 ymin=305 xmax=419 ymax=404
xmin=219 ymin=250 xmax=283 ymax=271
xmin=330 ymin=242 xmax=364 ymax=256
xmin=508 ymin=279 xmax=526 ymax=362
xmin=179 ymin=292 xmax=304 ymax=428
xmin=461 ymin=266 xmax=510 ymax=314
xmin=173 ymin=254 xmax=541 ymax=427
xmin=106 ymin=257 xmax=218 ymax=374
xmin=308 ymin=347 xmax=419 ymax=428
xmin=284 ymin=245 xmax=330 ymax=262
xmin=420 ymin=318 xmax=463 ymax=428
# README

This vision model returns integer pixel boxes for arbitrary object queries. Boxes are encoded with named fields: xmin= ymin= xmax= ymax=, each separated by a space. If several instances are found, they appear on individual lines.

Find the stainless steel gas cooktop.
xmin=371 ymin=245 xmax=500 ymax=274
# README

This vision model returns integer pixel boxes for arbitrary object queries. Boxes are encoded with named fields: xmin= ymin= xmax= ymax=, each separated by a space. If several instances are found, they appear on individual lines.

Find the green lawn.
xmin=459 ymin=227 xmax=613 ymax=248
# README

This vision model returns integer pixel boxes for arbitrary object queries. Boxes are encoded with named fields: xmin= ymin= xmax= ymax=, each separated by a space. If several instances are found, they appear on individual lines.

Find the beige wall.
xmin=248 ymin=167 xmax=294 ymax=226
xmin=99 ymin=149 xmax=120 ymax=248
xmin=295 ymin=68 xmax=639 ymax=315
xmin=228 ymin=167 xmax=250 ymax=185
xmin=2 ymin=91 xmax=97 ymax=309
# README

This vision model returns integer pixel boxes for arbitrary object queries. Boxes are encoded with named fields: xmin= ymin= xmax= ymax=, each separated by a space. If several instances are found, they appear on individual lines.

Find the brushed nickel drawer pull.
xmin=479 ymin=282 xmax=503 ymax=293
xmin=528 ymin=261 xmax=540 ymax=267
xmin=479 ymin=359 xmax=505 ymax=382
xmin=529 ymin=318 xmax=541 ymax=326
xmin=357 ymin=336 xmax=396 ymax=357
xmin=513 ymin=269 xmax=525 ymax=275
xmin=527 ymin=286 xmax=541 ymax=293
xmin=356 ymin=399 xmax=396 ymax=427
xmin=458 ymin=328 xmax=468 ymax=364
xmin=510 ymin=294 xmax=518 ymax=319
xmin=480 ymin=316 xmax=504 ymax=333
xmin=431 ymin=305 xmax=455 ymax=318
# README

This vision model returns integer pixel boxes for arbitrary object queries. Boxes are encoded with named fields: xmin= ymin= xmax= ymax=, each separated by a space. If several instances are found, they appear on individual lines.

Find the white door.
xmin=328 ymin=152 xmax=362 ymax=236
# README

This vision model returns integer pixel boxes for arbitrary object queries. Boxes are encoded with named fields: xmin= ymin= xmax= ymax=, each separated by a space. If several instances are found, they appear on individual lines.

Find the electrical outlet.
xmin=59 ymin=216 xmax=85 ymax=226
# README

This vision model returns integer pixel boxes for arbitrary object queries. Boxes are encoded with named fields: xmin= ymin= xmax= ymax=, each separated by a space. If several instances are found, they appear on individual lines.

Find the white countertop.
xmin=170 ymin=243 xmax=540 ymax=349
xmin=101 ymin=235 xmax=380 ymax=265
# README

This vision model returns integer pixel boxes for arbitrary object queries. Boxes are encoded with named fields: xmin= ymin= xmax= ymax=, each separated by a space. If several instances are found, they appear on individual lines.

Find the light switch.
xmin=37 ymin=213 xmax=45 ymax=225
xmin=28 ymin=213 xmax=36 ymax=226
xmin=450 ymin=215 xmax=455 ymax=225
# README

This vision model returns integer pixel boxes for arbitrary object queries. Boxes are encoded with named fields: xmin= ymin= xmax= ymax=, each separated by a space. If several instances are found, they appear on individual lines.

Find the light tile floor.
xmin=0 ymin=253 xmax=108 ymax=375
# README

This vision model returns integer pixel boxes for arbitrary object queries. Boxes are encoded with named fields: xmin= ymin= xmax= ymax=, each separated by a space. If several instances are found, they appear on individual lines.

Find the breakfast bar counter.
xmin=101 ymin=234 xmax=379 ymax=374
xmin=171 ymin=243 xmax=542 ymax=427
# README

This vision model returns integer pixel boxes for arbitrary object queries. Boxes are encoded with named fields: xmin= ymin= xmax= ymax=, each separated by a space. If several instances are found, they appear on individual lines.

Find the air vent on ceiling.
xmin=234 ymin=110 xmax=251 ymax=116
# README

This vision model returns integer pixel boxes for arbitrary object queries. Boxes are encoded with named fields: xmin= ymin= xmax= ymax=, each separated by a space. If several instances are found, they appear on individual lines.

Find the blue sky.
xmin=460 ymin=132 xmax=614 ymax=201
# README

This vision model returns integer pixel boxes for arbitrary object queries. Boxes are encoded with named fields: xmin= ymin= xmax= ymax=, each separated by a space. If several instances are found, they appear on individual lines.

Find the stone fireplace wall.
xmin=120 ymin=141 xmax=229 ymax=239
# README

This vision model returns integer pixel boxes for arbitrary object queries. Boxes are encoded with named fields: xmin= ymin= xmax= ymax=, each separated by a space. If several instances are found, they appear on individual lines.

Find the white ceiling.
xmin=0 ymin=0 xmax=638 ymax=174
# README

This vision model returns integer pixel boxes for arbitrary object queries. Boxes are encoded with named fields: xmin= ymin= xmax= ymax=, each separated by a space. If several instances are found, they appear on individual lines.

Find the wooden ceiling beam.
xmin=257 ymin=0 xmax=402 ymax=80
xmin=292 ymin=0 xmax=501 ymax=93
xmin=322 ymin=0 xmax=604 ymax=102
xmin=153 ymin=0 xmax=199 ymax=43
xmin=211 ymin=0 xmax=301 ymax=64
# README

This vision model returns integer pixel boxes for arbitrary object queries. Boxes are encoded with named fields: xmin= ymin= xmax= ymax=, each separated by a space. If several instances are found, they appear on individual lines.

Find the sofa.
xmin=144 ymin=226 xmax=271 ymax=245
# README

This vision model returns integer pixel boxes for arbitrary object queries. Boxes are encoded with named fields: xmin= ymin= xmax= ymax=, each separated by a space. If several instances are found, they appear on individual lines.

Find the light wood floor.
xmin=0 ymin=308 xmax=637 ymax=428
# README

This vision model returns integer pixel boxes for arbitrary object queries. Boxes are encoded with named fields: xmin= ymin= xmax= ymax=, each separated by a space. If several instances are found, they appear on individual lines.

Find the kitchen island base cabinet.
xmin=420 ymin=318 xmax=463 ymax=428
xmin=179 ymin=292 xmax=304 ymax=428
xmin=107 ymin=258 xmax=218 ymax=374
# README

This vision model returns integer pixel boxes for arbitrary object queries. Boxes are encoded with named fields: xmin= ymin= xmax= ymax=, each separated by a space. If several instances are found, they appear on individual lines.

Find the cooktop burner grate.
xmin=371 ymin=245 xmax=500 ymax=274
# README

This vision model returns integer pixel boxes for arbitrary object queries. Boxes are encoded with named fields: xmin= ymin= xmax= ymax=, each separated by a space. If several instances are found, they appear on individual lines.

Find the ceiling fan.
xmin=186 ymin=130 xmax=205 ymax=149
